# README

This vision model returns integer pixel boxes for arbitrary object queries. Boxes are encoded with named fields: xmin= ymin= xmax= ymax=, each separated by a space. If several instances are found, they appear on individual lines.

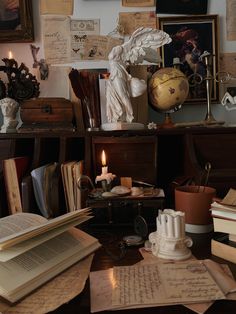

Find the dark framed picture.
xmin=0 ymin=0 xmax=34 ymax=43
xmin=156 ymin=0 xmax=208 ymax=15
xmin=159 ymin=15 xmax=219 ymax=105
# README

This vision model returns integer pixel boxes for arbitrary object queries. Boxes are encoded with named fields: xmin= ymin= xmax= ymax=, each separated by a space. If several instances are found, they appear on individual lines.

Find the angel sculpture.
xmin=106 ymin=27 xmax=172 ymax=125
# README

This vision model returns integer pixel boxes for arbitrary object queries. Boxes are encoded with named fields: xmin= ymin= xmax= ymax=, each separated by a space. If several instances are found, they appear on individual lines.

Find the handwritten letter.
xmin=42 ymin=16 xmax=71 ymax=64
xmin=112 ymin=261 xmax=225 ymax=307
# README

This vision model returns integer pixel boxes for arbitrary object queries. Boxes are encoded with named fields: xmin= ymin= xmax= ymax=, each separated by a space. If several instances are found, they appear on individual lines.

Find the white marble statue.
xmin=221 ymin=91 xmax=236 ymax=111
xmin=149 ymin=209 xmax=193 ymax=260
xmin=0 ymin=97 xmax=19 ymax=133
xmin=105 ymin=27 xmax=171 ymax=126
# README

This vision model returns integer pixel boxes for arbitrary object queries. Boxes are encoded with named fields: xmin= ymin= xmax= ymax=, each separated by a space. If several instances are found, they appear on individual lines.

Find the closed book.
xmin=211 ymin=201 xmax=236 ymax=220
xmin=211 ymin=233 xmax=236 ymax=264
xmin=213 ymin=217 xmax=236 ymax=234
xmin=31 ymin=164 xmax=51 ymax=218
xmin=2 ymin=157 xmax=29 ymax=214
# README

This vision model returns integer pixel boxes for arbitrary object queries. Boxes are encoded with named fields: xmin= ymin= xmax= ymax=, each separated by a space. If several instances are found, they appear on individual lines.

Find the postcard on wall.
xmin=122 ymin=0 xmax=155 ymax=7
xmin=119 ymin=11 xmax=156 ymax=35
xmin=40 ymin=0 xmax=74 ymax=15
xmin=71 ymin=19 xmax=100 ymax=61
xmin=156 ymin=0 xmax=208 ymax=14
xmin=84 ymin=35 xmax=123 ymax=60
xmin=42 ymin=16 xmax=71 ymax=64
xmin=226 ymin=0 xmax=236 ymax=40
xmin=219 ymin=52 xmax=236 ymax=77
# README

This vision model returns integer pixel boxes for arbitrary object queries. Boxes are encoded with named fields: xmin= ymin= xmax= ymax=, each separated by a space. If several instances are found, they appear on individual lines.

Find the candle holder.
xmin=101 ymin=179 xmax=112 ymax=192
xmin=0 ymin=58 xmax=40 ymax=102
xmin=149 ymin=209 xmax=193 ymax=260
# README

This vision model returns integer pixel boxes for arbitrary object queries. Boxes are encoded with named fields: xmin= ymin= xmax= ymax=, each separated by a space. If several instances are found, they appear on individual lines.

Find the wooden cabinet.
xmin=1 ymin=127 xmax=236 ymax=218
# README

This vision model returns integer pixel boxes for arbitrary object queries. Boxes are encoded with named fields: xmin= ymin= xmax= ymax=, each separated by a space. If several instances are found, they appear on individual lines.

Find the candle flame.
xmin=101 ymin=150 xmax=106 ymax=166
xmin=8 ymin=51 xmax=13 ymax=59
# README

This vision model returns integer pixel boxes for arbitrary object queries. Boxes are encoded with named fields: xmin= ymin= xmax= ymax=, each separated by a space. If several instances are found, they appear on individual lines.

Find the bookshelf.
xmin=1 ymin=126 xmax=236 ymax=219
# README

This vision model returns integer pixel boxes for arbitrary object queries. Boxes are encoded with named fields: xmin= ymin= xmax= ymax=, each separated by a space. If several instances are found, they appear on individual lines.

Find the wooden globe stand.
xmin=161 ymin=112 xmax=175 ymax=129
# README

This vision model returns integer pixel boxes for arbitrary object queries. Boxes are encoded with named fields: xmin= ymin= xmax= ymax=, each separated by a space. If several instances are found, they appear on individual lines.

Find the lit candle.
xmin=8 ymin=51 xmax=13 ymax=59
xmin=95 ymin=149 xmax=116 ymax=187
xmin=101 ymin=150 xmax=108 ymax=175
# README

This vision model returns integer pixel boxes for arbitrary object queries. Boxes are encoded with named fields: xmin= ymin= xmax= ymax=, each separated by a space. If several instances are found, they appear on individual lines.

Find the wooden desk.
xmin=51 ymin=227 xmax=236 ymax=314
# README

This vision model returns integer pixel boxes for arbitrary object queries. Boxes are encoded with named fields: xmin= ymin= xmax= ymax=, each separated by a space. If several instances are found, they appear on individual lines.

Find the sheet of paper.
xmin=219 ymin=52 xmax=236 ymax=77
xmin=71 ymin=19 xmax=100 ymax=61
xmin=42 ymin=16 xmax=71 ymax=64
xmin=0 ymin=254 xmax=94 ymax=314
xmin=90 ymin=259 xmax=230 ymax=313
xmin=119 ymin=11 xmax=157 ymax=35
xmin=84 ymin=35 xmax=123 ymax=60
xmin=40 ymin=0 xmax=73 ymax=15
xmin=112 ymin=262 xmax=225 ymax=307
xmin=122 ymin=0 xmax=155 ymax=6
xmin=226 ymin=0 xmax=236 ymax=40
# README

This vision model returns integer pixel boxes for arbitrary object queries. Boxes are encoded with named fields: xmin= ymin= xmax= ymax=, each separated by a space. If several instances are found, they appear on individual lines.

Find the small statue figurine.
xmin=221 ymin=91 xmax=236 ymax=111
xmin=0 ymin=97 xmax=19 ymax=133
xmin=104 ymin=27 xmax=171 ymax=129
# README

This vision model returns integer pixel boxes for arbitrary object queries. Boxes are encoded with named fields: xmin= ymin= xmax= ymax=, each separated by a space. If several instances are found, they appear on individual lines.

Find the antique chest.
xmin=18 ymin=97 xmax=75 ymax=132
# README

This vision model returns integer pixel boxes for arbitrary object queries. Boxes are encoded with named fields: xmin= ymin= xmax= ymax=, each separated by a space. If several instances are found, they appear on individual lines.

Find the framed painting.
xmin=159 ymin=15 xmax=219 ymax=105
xmin=156 ymin=0 xmax=208 ymax=15
xmin=0 ymin=0 xmax=34 ymax=43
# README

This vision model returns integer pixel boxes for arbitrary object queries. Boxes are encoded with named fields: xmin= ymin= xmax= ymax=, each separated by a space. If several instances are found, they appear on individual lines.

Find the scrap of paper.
xmin=122 ymin=0 xmax=155 ymax=7
xmin=219 ymin=53 xmax=236 ymax=77
xmin=119 ymin=11 xmax=157 ymax=35
xmin=40 ymin=0 xmax=73 ymax=15
xmin=42 ymin=16 xmax=71 ymax=64
xmin=71 ymin=19 xmax=100 ymax=61
xmin=84 ymin=35 xmax=123 ymax=60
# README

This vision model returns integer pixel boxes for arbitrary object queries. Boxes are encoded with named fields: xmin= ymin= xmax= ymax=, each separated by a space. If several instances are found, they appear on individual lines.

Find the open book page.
xmin=0 ymin=228 xmax=100 ymax=302
xmin=0 ymin=208 xmax=91 ymax=250
xmin=0 ymin=254 xmax=93 ymax=314
xmin=0 ymin=213 xmax=47 ymax=240
xmin=0 ymin=216 xmax=91 ymax=262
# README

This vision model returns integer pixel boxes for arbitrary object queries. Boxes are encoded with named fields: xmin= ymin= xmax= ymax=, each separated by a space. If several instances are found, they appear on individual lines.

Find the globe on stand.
xmin=148 ymin=67 xmax=189 ymax=128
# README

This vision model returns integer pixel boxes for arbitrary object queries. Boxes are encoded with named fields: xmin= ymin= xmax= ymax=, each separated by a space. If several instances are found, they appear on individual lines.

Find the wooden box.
xmin=18 ymin=97 xmax=75 ymax=132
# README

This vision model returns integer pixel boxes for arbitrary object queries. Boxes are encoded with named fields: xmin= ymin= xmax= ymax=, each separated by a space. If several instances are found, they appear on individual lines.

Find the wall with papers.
xmin=0 ymin=0 xmax=236 ymax=125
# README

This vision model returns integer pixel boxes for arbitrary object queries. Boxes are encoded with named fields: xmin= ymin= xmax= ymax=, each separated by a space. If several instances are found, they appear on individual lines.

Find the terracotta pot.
xmin=175 ymin=185 xmax=216 ymax=233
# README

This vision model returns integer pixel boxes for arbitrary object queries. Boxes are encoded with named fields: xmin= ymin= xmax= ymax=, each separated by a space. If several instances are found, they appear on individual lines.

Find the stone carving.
xmin=149 ymin=209 xmax=193 ymax=260
xmin=0 ymin=97 xmax=19 ymax=133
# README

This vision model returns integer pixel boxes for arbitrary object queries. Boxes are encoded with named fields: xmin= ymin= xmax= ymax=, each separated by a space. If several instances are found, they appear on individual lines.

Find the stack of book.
xmin=211 ymin=188 xmax=236 ymax=263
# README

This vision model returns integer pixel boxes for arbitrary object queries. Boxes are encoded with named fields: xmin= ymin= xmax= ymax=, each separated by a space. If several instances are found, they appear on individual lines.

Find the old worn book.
xmin=2 ymin=157 xmax=30 ymax=214
xmin=213 ymin=217 xmax=236 ymax=234
xmin=211 ymin=233 xmax=236 ymax=264
xmin=61 ymin=160 xmax=84 ymax=212
xmin=31 ymin=164 xmax=51 ymax=218
xmin=210 ymin=201 xmax=236 ymax=220
xmin=0 ymin=209 xmax=100 ymax=303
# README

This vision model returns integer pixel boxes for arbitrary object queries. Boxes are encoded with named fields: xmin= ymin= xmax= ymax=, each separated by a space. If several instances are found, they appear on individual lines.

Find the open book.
xmin=0 ymin=209 xmax=100 ymax=303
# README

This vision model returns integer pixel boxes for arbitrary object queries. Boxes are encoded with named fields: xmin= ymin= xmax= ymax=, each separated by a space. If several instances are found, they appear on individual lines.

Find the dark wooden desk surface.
xmin=51 ymin=227 xmax=236 ymax=314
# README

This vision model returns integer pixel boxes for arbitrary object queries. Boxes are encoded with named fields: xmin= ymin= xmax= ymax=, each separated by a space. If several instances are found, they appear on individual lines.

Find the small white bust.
xmin=0 ymin=97 xmax=19 ymax=133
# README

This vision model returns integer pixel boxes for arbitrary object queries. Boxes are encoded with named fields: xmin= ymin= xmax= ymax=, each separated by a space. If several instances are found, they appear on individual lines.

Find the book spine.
xmin=3 ymin=160 xmax=22 ymax=214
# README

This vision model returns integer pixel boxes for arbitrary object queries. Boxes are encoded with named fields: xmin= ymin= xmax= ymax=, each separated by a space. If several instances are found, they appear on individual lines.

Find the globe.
xmin=148 ymin=67 xmax=189 ymax=113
